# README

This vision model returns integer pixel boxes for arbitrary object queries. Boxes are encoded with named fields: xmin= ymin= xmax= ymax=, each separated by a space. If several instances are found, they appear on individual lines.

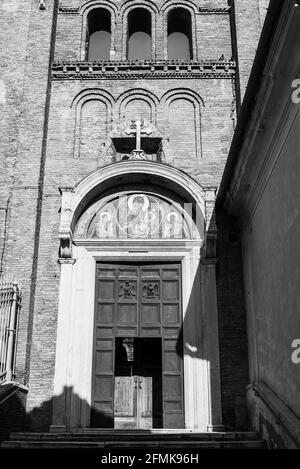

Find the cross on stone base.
xmin=124 ymin=117 xmax=152 ymax=159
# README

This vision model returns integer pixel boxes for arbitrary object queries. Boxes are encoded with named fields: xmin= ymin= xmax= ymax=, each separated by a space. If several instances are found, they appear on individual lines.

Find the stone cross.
xmin=125 ymin=117 xmax=152 ymax=153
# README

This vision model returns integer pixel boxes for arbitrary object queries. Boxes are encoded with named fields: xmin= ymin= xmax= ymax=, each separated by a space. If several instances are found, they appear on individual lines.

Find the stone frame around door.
xmin=51 ymin=240 xmax=222 ymax=432
xmin=50 ymin=161 xmax=223 ymax=433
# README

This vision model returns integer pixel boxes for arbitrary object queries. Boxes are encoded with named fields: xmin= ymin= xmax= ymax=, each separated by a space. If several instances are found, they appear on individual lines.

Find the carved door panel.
xmin=92 ymin=263 xmax=184 ymax=429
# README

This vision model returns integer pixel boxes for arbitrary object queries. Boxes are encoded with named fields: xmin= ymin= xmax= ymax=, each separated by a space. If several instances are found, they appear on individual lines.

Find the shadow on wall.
xmin=172 ymin=208 xmax=250 ymax=431
xmin=215 ymin=209 xmax=250 ymax=430
xmin=0 ymin=386 xmax=118 ymax=436
xmin=0 ymin=383 xmax=28 ymax=440
xmin=26 ymin=386 xmax=116 ymax=432
xmin=3 ymin=386 xmax=154 ymax=436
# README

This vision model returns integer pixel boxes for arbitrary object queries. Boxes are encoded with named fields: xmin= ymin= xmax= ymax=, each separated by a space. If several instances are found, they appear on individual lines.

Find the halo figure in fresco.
xmin=117 ymin=194 xmax=160 ymax=238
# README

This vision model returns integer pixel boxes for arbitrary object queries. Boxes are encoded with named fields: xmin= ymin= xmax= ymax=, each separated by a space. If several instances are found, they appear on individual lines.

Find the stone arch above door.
xmin=58 ymin=161 xmax=209 ymax=259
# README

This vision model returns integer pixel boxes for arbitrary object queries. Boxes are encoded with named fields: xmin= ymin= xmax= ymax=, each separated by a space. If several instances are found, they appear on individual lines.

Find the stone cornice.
xmin=52 ymin=60 xmax=236 ymax=80
xmin=198 ymin=7 xmax=230 ymax=15
xmin=58 ymin=7 xmax=80 ymax=14
xmin=58 ymin=6 xmax=230 ymax=15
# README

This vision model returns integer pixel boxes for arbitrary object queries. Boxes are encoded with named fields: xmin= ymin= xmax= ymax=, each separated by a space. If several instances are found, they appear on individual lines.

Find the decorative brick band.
xmin=58 ymin=7 xmax=80 ymax=14
xmin=52 ymin=60 xmax=236 ymax=80
xmin=198 ymin=7 xmax=230 ymax=15
xmin=58 ymin=6 xmax=230 ymax=15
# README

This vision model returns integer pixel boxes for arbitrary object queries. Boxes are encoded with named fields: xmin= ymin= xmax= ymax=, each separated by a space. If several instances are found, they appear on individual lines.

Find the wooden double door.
xmin=91 ymin=262 xmax=184 ymax=429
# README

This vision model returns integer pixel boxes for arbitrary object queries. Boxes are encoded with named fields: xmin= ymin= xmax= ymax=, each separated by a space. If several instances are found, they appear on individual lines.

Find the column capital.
xmin=58 ymin=258 xmax=76 ymax=265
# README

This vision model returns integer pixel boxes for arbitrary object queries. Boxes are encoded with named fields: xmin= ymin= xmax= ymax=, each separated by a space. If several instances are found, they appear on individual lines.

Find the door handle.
xmin=139 ymin=379 xmax=142 ymax=389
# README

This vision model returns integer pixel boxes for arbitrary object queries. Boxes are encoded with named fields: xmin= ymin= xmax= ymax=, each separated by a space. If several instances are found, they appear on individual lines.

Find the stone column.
xmin=50 ymin=258 xmax=76 ymax=432
xmin=203 ymin=188 xmax=223 ymax=431
xmin=203 ymin=258 xmax=223 ymax=431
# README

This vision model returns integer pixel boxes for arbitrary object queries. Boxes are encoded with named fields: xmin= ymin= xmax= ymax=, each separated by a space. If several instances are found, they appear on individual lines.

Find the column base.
xmin=207 ymin=425 xmax=225 ymax=432
xmin=49 ymin=425 xmax=68 ymax=433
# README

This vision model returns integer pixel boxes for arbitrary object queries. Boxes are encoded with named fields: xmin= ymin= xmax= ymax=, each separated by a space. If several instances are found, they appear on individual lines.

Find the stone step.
xmin=1 ymin=431 xmax=266 ymax=449
xmin=1 ymin=439 xmax=265 ymax=449
xmin=6 ymin=431 xmax=260 ymax=441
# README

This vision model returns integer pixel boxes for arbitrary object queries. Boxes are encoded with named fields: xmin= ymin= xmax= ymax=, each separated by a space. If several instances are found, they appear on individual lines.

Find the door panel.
xmin=137 ymin=376 xmax=153 ymax=429
xmin=162 ymin=336 xmax=184 ymax=428
xmin=91 ymin=337 xmax=115 ymax=428
xmin=114 ymin=376 xmax=137 ymax=429
xmin=114 ymin=377 xmax=135 ymax=416
xmin=92 ymin=263 xmax=184 ymax=429
xmin=160 ymin=266 xmax=184 ymax=428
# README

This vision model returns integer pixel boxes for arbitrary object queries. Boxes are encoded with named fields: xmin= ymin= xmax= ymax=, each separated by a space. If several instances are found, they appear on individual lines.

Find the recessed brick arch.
xmin=117 ymin=88 xmax=159 ymax=124
xmin=71 ymin=88 xmax=115 ymax=109
xmin=71 ymin=89 xmax=115 ymax=159
xmin=79 ymin=1 xmax=118 ymax=60
xmin=120 ymin=0 xmax=159 ymax=14
xmin=161 ymin=1 xmax=198 ymax=60
xmin=80 ymin=0 xmax=118 ymax=16
xmin=161 ymin=88 xmax=203 ymax=159
xmin=161 ymin=87 xmax=204 ymax=107
xmin=120 ymin=2 xmax=158 ymax=60
xmin=161 ymin=0 xmax=198 ymax=13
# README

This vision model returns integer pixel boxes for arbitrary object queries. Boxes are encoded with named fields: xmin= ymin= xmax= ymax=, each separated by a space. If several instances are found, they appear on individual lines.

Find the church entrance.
xmin=91 ymin=262 xmax=184 ymax=429
xmin=52 ymin=166 xmax=224 ymax=432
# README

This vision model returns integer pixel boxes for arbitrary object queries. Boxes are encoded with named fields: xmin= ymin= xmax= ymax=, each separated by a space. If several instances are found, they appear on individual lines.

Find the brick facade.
xmin=0 ymin=0 xmax=263 ymax=431
xmin=216 ymin=211 xmax=249 ymax=430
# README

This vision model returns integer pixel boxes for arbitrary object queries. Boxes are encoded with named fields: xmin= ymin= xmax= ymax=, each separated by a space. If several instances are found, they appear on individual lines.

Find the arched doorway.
xmin=51 ymin=162 xmax=223 ymax=432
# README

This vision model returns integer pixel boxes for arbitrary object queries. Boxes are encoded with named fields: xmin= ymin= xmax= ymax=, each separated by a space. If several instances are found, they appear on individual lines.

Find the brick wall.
xmin=0 ymin=0 xmax=32 ymax=272
xmin=233 ymin=0 xmax=262 ymax=100
xmin=216 ymin=210 xmax=250 ymax=429
xmin=0 ymin=1 xmax=59 ymax=388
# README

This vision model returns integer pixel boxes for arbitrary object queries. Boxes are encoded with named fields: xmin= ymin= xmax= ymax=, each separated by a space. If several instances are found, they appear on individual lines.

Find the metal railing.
xmin=0 ymin=276 xmax=21 ymax=384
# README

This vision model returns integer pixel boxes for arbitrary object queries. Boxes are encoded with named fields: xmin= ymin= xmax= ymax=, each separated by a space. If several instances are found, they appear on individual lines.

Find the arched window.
xmin=127 ymin=8 xmax=152 ymax=60
xmin=167 ymin=8 xmax=192 ymax=60
xmin=87 ymin=8 xmax=111 ymax=61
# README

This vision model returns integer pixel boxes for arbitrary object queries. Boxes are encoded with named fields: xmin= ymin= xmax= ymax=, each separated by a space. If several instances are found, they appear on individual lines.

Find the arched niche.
xmin=162 ymin=1 xmax=197 ymax=60
xmin=71 ymin=89 xmax=115 ymax=160
xmin=86 ymin=8 xmax=112 ymax=60
xmin=168 ymin=8 xmax=193 ymax=60
xmin=121 ymin=3 xmax=157 ymax=60
xmin=80 ymin=2 xmax=117 ymax=61
xmin=161 ymin=88 xmax=203 ymax=160
xmin=127 ymin=8 xmax=152 ymax=60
